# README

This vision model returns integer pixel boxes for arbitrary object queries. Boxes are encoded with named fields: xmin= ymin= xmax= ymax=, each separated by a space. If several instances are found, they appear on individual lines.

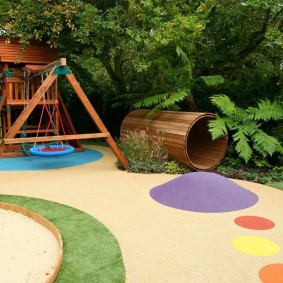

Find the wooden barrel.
xmin=120 ymin=109 xmax=228 ymax=171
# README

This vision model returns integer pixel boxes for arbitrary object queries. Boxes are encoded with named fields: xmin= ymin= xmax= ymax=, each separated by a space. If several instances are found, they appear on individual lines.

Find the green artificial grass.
xmin=0 ymin=195 xmax=125 ymax=283
xmin=267 ymin=182 xmax=283 ymax=191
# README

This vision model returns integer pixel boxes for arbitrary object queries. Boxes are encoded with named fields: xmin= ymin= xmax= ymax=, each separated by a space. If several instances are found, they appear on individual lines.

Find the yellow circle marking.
xmin=232 ymin=236 xmax=280 ymax=256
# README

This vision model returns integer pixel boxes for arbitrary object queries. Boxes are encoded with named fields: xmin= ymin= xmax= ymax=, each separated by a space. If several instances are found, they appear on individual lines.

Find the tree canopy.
xmin=1 ymin=0 xmax=282 ymax=113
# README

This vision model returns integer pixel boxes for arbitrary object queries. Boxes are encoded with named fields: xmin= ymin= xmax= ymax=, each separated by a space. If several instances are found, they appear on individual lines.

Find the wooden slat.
xmin=4 ymin=133 xmax=110 ymax=144
xmin=23 ymin=65 xmax=46 ymax=72
xmin=17 ymin=129 xmax=54 ymax=134
xmin=7 ymin=100 xmax=58 ymax=105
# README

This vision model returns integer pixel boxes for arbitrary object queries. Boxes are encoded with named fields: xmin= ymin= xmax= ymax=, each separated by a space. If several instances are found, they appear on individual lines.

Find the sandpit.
xmin=0 ymin=204 xmax=63 ymax=283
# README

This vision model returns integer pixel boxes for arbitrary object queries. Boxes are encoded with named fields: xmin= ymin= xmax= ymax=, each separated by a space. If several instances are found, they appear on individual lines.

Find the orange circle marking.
xmin=234 ymin=216 xmax=275 ymax=230
xmin=259 ymin=264 xmax=283 ymax=283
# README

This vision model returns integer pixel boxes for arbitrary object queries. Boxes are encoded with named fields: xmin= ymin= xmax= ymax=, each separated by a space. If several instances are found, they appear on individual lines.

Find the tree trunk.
xmin=185 ymin=93 xmax=197 ymax=112
xmin=100 ymin=54 xmax=127 ymax=95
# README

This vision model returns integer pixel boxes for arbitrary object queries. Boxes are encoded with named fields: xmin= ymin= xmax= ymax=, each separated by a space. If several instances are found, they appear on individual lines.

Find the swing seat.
xmin=29 ymin=144 xmax=75 ymax=157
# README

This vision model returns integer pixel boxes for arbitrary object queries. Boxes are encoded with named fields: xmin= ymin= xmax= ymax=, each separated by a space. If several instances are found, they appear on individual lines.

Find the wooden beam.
xmin=23 ymin=65 xmax=46 ymax=72
xmin=33 ymin=58 xmax=66 ymax=77
xmin=66 ymin=74 xmax=129 ymax=170
xmin=4 ymin=133 xmax=110 ymax=144
xmin=17 ymin=129 xmax=54 ymax=134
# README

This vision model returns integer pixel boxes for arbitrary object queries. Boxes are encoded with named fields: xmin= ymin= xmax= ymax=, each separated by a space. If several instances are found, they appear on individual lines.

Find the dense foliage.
xmin=0 ymin=0 xmax=282 ymax=167
xmin=208 ymin=95 xmax=283 ymax=163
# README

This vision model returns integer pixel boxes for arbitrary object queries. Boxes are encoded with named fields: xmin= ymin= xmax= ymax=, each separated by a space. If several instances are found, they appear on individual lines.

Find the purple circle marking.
xmin=150 ymin=172 xmax=259 ymax=213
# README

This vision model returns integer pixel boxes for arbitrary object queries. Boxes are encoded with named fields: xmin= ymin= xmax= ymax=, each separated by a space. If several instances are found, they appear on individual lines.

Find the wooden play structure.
xmin=0 ymin=37 xmax=128 ymax=169
xmin=121 ymin=109 xmax=228 ymax=171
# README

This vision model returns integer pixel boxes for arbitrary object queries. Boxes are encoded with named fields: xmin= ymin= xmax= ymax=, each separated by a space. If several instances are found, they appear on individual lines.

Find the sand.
xmin=0 ymin=144 xmax=283 ymax=282
xmin=0 ymin=209 xmax=60 ymax=283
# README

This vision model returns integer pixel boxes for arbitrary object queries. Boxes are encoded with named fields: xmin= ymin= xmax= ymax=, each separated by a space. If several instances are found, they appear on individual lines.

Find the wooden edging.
xmin=0 ymin=202 xmax=63 ymax=283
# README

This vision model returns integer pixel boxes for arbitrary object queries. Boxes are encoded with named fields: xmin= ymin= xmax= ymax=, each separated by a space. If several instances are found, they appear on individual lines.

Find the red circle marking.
xmin=259 ymin=264 xmax=283 ymax=283
xmin=234 ymin=216 xmax=275 ymax=230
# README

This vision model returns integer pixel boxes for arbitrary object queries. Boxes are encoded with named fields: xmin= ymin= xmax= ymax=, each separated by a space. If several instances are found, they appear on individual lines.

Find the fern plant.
xmin=208 ymin=95 xmax=283 ymax=163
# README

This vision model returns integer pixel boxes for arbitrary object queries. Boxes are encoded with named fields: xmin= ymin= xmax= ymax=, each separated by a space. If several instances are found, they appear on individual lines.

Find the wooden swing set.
xmin=0 ymin=37 xmax=128 ymax=169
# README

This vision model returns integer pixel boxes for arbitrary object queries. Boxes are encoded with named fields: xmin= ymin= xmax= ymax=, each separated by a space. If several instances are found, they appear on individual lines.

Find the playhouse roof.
xmin=0 ymin=36 xmax=59 ymax=65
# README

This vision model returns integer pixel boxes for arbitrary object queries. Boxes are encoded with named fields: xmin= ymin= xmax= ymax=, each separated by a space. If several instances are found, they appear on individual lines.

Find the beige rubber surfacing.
xmin=0 ymin=145 xmax=282 ymax=283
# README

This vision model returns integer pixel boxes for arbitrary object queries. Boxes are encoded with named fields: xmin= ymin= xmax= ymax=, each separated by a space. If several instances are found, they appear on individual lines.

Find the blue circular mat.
xmin=0 ymin=149 xmax=103 ymax=171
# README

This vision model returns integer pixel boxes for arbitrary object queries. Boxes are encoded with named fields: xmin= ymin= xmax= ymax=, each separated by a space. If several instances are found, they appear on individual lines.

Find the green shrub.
xmin=258 ymin=176 xmax=272 ymax=184
xmin=127 ymin=159 xmax=166 ymax=173
xmin=165 ymin=161 xmax=191 ymax=174
xmin=117 ymin=129 xmax=168 ymax=173
xmin=216 ymin=165 xmax=237 ymax=175
xmin=265 ymin=171 xmax=283 ymax=182
xmin=216 ymin=155 xmax=283 ymax=184
xmin=242 ymin=171 xmax=258 ymax=181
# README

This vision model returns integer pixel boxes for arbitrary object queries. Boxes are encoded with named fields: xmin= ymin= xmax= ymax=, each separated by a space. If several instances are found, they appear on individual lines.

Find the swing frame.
xmin=0 ymin=58 xmax=128 ymax=169
xmin=27 ymin=73 xmax=75 ymax=157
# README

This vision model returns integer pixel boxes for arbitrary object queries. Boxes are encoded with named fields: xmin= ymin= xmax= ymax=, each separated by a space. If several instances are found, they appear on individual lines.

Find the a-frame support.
xmin=0 ymin=59 xmax=128 ymax=169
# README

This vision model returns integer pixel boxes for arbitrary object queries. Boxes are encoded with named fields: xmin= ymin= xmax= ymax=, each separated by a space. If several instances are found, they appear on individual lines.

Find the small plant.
xmin=258 ymin=176 xmax=272 ymax=184
xmin=216 ymin=165 xmax=237 ymax=176
xmin=265 ymin=171 xmax=283 ymax=182
xmin=215 ymin=155 xmax=283 ymax=185
xmin=165 ymin=161 xmax=191 ymax=174
xmin=242 ymin=171 xmax=258 ymax=181
xmin=117 ymin=129 xmax=168 ymax=173
xmin=252 ymin=158 xmax=273 ymax=169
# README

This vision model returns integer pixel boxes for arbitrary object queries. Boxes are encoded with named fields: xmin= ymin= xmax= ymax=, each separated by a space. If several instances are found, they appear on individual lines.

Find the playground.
xmin=0 ymin=144 xmax=283 ymax=282
xmin=0 ymin=37 xmax=282 ymax=282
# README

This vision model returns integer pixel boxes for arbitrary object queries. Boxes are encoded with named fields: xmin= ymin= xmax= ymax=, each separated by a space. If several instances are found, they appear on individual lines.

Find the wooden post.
xmin=6 ymin=105 xmax=12 ymax=152
xmin=0 ymin=85 xmax=7 ymax=112
xmin=66 ymin=74 xmax=129 ymax=170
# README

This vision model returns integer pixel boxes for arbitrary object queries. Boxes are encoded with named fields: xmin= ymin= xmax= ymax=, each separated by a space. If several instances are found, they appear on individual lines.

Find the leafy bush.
xmin=165 ymin=161 xmax=191 ymax=174
xmin=117 ymin=129 xmax=168 ymax=173
xmin=216 ymin=165 xmax=237 ymax=176
xmin=208 ymin=95 xmax=283 ymax=163
xmin=216 ymin=156 xmax=283 ymax=184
